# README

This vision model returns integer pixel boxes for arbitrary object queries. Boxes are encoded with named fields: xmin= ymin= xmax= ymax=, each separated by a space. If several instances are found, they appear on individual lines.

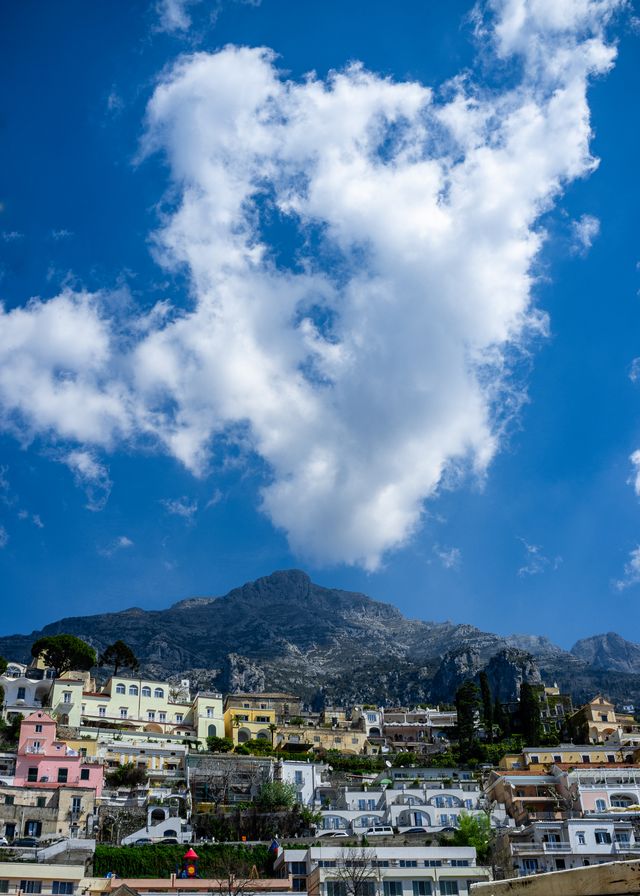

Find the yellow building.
xmin=223 ymin=697 xmax=276 ymax=745
xmin=275 ymin=723 xmax=372 ymax=754
xmin=499 ymin=743 xmax=626 ymax=770
xmin=50 ymin=676 xmax=224 ymax=747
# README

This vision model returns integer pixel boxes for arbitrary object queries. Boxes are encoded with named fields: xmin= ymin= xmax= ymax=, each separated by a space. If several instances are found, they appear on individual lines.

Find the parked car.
xmin=403 ymin=827 xmax=428 ymax=835
xmin=160 ymin=837 xmax=179 ymax=844
xmin=134 ymin=838 xmax=153 ymax=845
xmin=13 ymin=837 xmax=39 ymax=847
xmin=318 ymin=830 xmax=348 ymax=838
xmin=0 ymin=837 xmax=8 ymax=847
xmin=365 ymin=826 xmax=394 ymax=837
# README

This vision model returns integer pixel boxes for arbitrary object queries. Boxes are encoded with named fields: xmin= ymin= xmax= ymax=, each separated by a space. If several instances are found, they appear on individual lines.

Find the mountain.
xmin=571 ymin=632 xmax=640 ymax=675
xmin=2 ymin=569 xmax=640 ymax=707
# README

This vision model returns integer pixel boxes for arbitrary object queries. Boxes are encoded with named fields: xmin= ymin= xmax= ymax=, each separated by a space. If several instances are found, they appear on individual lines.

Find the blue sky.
xmin=0 ymin=0 xmax=639 ymax=647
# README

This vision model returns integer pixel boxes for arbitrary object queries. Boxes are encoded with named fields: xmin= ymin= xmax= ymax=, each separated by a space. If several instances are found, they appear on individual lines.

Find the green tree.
xmin=0 ymin=656 xmax=7 ymax=676
xmin=519 ymin=682 xmax=543 ymax=747
xmin=479 ymin=672 xmax=494 ymax=743
xmin=453 ymin=812 xmax=491 ymax=862
xmin=207 ymin=735 xmax=234 ymax=753
xmin=98 ymin=640 xmax=139 ymax=676
xmin=105 ymin=762 xmax=148 ymax=787
xmin=255 ymin=780 xmax=297 ymax=810
xmin=493 ymin=698 xmax=511 ymax=738
xmin=455 ymin=680 xmax=480 ymax=756
xmin=31 ymin=634 xmax=96 ymax=675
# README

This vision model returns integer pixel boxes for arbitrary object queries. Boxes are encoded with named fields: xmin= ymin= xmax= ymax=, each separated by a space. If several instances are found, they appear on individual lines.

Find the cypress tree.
xmin=479 ymin=671 xmax=494 ymax=743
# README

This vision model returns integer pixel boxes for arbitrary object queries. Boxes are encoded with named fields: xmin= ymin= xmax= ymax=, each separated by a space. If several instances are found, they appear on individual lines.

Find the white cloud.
xmin=50 ymin=229 xmax=74 ymax=241
xmin=98 ymin=534 xmax=134 ymax=557
xmin=64 ymin=449 xmax=112 ymax=511
xmin=1 ymin=231 xmax=23 ymax=242
xmin=434 ymin=545 xmax=462 ymax=569
xmin=0 ymin=0 xmax=624 ymax=568
xmin=155 ymin=0 xmax=202 ymax=32
xmin=571 ymin=213 xmax=600 ymax=253
xmin=206 ymin=488 xmax=223 ymax=509
xmin=0 ymin=526 xmax=7 ymax=548
xmin=161 ymin=496 xmax=198 ymax=520
xmin=33 ymin=514 xmax=44 ymax=529
xmin=517 ymin=538 xmax=562 ymax=576
xmin=614 ymin=545 xmax=640 ymax=590
xmin=630 ymin=450 xmax=640 ymax=496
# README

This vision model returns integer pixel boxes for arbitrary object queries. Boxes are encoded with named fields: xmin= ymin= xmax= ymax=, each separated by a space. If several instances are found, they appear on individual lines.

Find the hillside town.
xmin=1 ymin=637 xmax=640 ymax=896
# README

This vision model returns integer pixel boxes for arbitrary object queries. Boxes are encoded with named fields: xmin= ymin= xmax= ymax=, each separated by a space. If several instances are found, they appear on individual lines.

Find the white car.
xmin=0 ymin=838 xmax=8 ymax=847
xmin=318 ymin=830 xmax=349 ymax=838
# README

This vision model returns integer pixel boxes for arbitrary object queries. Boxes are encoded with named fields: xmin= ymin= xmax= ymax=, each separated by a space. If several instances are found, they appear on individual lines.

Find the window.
xmin=24 ymin=820 xmax=42 ymax=837
xmin=71 ymin=797 xmax=82 ymax=813
xmin=120 ymin=708 xmax=128 ymax=719
xmin=63 ymin=691 xmax=72 ymax=704
xmin=553 ymin=756 xmax=561 ymax=763
xmin=115 ymin=684 xmax=126 ymax=694
xmin=595 ymin=799 xmax=607 ymax=811
xmin=159 ymin=712 xmax=166 ymax=722
xmin=450 ymin=861 xmax=468 ymax=868
xmin=148 ymin=711 xmax=156 ymax=721
xmin=600 ymin=714 xmax=608 ymax=722
xmin=154 ymin=688 xmax=164 ymax=698
xmin=399 ymin=860 xmax=417 ymax=868
xmin=576 ymin=832 xmax=586 ymax=845
xmin=17 ymin=687 xmax=26 ymax=700
xmin=20 ymin=883 xmax=42 ymax=894
xmin=80 ymin=768 xmax=90 ymax=780
xmin=294 ymin=770 xmax=304 ymax=785
xmin=32 ymin=741 xmax=41 ymax=751
xmin=582 ymin=755 xmax=590 ymax=763
xmin=57 ymin=768 xmax=68 ymax=783
xmin=36 ymin=797 xmax=46 ymax=808
xmin=129 ymin=685 xmax=139 ymax=696
xmin=256 ymin=715 xmax=270 ymax=723
xmin=0 ymin=882 xmax=8 ymax=894
xmin=615 ymin=832 xmax=631 ymax=844
xmin=607 ymin=755 xmax=616 ymax=763
xmin=27 ymin=767 xmax=38 ymax=782
xmin=595 ymin=830 xmax=612 ymax=844
xmin=206 ymin=708 xmax=214 ymax=717
xmin=413 ymin=884 xmax=432 ymax=896
xmin=98 ymin=707 xmax=106 ymax=717
xmin=35 ymin=724 xmax=42 ymax=733
xmin=383 ymin=882 xmax=403 ymax=896
xmin=52 ymin=883 xmax=74 ymax=895
xmin=439 ymin=884 xmax=459 ymax=896
xmin=4 ymin=796 xmax=14 ymax=805
xmin=326 ymin=884 xmax=347 ymax=896
xmin=175 ymin=713 xmax=183 ymax=722
xmin=530 ymin=756 xmax=539 ymax=764
xmin=141 ymin=687 xmax=151 ymax=697
xmin=367 ymin=713 xmax=377 ymax=723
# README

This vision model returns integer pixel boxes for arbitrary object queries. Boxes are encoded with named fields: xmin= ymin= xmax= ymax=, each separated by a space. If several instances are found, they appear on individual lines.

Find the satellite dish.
xmin=385 ymin=760 xmax=392 ymax=768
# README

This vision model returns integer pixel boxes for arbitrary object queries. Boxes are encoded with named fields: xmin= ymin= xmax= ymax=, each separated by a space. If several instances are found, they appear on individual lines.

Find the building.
xmin=13 ymin=712 xmax=104 ymax=795
xmin=224 ymin=693 xmax=303 ymax=724
xmin=223 ymin=696 xmax=277 ymax=745
xmin=567 ymin=695 xmax=637 ymax=744
xmin=498 ymin=744 xmax=628 ymax=771
xmin=470 ymin=859 xmax=640 ymax=895
xmin=508 ymin=816 xmax=640 ymax=876
xmin=485 ymin=771 xmax=565 ymax=826
xmin=274 ymin=845 xmax=491 ymax=896
xmin=0 ymin=781 xmax=96 ymax=839
xmin=275 ymin=724 xmax=372 ymax=755
xmin=49 ymin=676 xmax=224 ymax=746
xmin=553 ymin=763 xmax=640 ymax=815
xmin=0 ymin=862 xmax=87 ymax=896
xmin=0 ymin=662 xmax=55 ymax=720
xmin=382 ymin=709 xmax=457 ymax=752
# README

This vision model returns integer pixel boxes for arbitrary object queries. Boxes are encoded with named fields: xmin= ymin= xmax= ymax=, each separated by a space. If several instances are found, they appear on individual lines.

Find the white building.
xmin=275 ymin=845 xmax=490 ymax=896
xmin=0 ymin=662 xmax=55 ymax=720
xmin=509 ymin=816 xmax=640 ymax=876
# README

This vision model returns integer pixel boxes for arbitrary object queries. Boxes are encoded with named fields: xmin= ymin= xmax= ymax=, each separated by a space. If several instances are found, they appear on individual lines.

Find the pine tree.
xmin=520 ymin=682 xmax=543 ymax=746
xmin=479 ymin=671 xmax=494 ymax=743
xmin=455 ymin=680 xmax=480 ymax=756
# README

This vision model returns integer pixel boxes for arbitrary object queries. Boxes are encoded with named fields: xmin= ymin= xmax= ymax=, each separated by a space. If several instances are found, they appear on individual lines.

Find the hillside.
xmin=2 ymin=570 xmax=640 ymax=707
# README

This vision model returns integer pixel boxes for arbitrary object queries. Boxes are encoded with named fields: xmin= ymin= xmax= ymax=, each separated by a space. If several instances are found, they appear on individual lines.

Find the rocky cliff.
xmin=1 ymin=569 xmax=640 ymax=708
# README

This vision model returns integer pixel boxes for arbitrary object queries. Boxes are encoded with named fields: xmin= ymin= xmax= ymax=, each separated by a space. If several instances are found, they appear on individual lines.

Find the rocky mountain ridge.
xmin=1 ymin=569 xmax=639 ymax=707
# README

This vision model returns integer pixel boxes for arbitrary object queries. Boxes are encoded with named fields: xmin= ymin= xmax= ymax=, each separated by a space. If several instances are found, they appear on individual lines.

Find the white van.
xmin=365 ymin=826 xmax=394 ymax=837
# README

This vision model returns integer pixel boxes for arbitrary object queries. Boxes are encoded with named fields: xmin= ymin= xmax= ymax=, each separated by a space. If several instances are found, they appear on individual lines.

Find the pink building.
xmin=14 ymin=711 xmax=104 ymax=795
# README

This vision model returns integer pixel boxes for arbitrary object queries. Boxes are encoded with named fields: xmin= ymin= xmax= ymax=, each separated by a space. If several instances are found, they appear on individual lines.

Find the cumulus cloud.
xmin=64 ymin=449 xmax=112 ymax=511
xmin=630 ymin=450 xmax=640 ymax=496
xmin=0 ymin=526 xmax=7 ymax=548
xmin=0 ymin=0 xmax=625 ymax=566
xmin=571 ymin=213 xmax=600 ymax=253
xmin=614 ymin=545 xmax=640 ymax=590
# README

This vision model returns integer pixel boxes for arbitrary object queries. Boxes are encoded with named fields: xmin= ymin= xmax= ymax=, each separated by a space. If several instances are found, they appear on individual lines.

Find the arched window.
xmin=208 ymin=724 xmax=217 ymax=737
xmin=141 ymin=686 xmax=151 ymax=697
xmin=154 ymin=688 xmax=164 ymax=698
xmin=115 ymin=684 xmax=126 ymax=694
xmin=129 ymin=685 xmax=139 ymax=696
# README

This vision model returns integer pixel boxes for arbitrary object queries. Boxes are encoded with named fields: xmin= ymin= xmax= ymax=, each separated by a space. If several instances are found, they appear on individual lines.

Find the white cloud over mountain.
xmin=0 ymin=0 xmax=623 ymax=568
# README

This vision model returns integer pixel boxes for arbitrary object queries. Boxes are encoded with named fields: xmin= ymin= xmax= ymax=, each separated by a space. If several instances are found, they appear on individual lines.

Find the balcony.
xmin=511 ymin=842 xmax=572 ymax=855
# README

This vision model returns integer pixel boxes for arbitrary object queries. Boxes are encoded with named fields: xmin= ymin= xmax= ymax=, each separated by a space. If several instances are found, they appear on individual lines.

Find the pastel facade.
xmin=0 ymin=662 xmax=55 ymax=720
xmin=223 ymin=697 xmax=276 ymax=745
xmin=0 ymin=863 xmax=86 ymax=896
xmin=275 ymin=845 xmax=491 ymax=896
xmin=499 ymin=744 xmax=627 ymax=770
xmin=553 ymin=764 xmax=640 ymax=814
xmin=13 ymin=712 xmax=103 ymax=796
xmin=49 ymin=677 xmax=223 ymax=745
xmin=275 ymin=724 xmax=372 ymax=754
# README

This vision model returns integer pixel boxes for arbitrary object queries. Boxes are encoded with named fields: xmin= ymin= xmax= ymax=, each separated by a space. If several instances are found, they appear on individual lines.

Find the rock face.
xmin=2 ymin=568 xmax=640 ymax=707
xmin=571 ymin=633 xmax=640 ymax=675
